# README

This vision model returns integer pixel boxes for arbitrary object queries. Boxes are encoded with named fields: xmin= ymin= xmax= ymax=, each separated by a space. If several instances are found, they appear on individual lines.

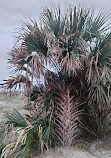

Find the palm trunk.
xmin=54 ymin=88 xmax=80 ymax=146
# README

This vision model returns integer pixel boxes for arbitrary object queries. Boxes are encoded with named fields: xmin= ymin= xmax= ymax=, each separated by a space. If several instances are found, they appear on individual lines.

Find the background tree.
xmin=1 ymin=6 xmax=111 ymax=157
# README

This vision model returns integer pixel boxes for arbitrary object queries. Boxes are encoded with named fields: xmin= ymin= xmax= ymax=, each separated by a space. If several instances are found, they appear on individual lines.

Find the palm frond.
xmin=99 ymin=44 xmax=111 ymax=68
xmin=6 ymin=111 xmax=28 ymax=127
xmin=83 ymin=10 xmax=110 ymax=41
xmin=0 ymin=75 xmax=32 ymax=91
xmin=61 ymin=55 xmax=82 ymax=76
xmin=67 ymin=7 xmax=89 ymax=34
xmin=29 ymin=53 xmax=45 ymax=78
xmin=42 ymin=7 xmax=66 ymax=38
xmin=9 ymin=48 xmax=29 ymax=66
xmin=23 ymin=21 xmax=48 ymax=55
xmin=1 ymin=125 xmax=35 ymax=158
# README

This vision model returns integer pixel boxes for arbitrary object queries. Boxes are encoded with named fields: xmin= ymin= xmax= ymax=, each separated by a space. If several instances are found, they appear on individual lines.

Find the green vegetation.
xmin=0 ymin=143 xmax=6 ymax=156
xmin=1 ymin=5 xmax=111 ymax=158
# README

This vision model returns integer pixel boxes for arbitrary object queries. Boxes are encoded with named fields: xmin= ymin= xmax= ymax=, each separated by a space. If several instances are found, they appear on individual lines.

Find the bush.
xmin=1 ymin=5 xmax=111 ymax=158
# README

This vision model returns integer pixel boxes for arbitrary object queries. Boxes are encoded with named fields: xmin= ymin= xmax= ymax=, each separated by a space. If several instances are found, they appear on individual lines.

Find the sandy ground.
xmin=37 ymin=147 xmax=96 ymax=158
xmin=36 ymin=142 xmax=111 ymax=158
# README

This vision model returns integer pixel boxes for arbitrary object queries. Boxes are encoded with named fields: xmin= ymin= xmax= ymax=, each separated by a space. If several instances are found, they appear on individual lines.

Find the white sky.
xmin=0 ymin=0 xmax=111 ymax=83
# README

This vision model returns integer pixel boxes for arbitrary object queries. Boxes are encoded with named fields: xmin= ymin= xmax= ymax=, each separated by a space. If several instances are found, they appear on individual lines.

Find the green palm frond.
xmin=98 ymin=45 xmax=111 ymax=68
xmin=95 ymin=34 xmax=111 ymax=68
xmin=23 ymin=21 xmax=48 ymax=55
xmin=43 ymin=7 xmax=66 ymax=38
xmin=6 ymin=111 xmax=27 ymax=127
xmin=98 ymin=33 xmax=111 ymax=50
xmin=67 ymin=7 xmax=89 ymax=34
xmin=12 ymin=143 xmax=30 ymax=158
xmin=83 ymin=10 xmax=110 ymax=41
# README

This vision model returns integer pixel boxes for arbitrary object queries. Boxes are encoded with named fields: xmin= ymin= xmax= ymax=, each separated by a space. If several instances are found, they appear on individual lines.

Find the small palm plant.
xmin=1 ymin=6 xmax=111 ymax=157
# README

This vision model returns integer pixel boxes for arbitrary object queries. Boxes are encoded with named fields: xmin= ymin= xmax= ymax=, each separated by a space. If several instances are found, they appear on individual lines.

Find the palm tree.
xmin=1 ymin=6 xmax=111 ymax=157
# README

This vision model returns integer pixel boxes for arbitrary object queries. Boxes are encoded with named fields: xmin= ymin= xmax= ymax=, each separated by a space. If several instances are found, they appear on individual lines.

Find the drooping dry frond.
xmin=9 ymin=48 xmax=29 ymax=65
xmin=61 ymin=55 xmax=82 ymax=76
xmin=29 ymin=53 xmax=45 ymax=78
xmin=0 ymin=75 xmax=32 ymax=91
xmin=1 ymin=125 xmax=33 ymax=158
xmin=1 ymin=142 xmax=16 ymax=158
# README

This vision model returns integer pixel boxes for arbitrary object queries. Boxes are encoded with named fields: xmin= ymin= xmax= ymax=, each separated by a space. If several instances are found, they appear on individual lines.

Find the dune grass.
xmin=0 ymin=92 xmax=25 ymax=156
xmin=0 ymin=92 xmax=24 ymax=119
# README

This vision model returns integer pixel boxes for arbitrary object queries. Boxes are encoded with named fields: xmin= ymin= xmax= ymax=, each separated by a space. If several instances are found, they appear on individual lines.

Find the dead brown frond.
xmin=61 ymin=55 xmax=82 ymax=76
xmin=9 ymin=48 xmax=29 ymax=65
xmin=29 ymin=53 xmax=45 ymax=78
xmin=0 ymin=75 xmax=32 ymax=91
xmin=1 ymin=142 xmax=16 ymax=158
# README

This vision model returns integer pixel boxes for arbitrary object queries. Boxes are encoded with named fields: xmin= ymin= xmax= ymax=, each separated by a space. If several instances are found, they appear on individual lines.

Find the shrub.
xmin=1 ymin=5 xmax=111 ymax=157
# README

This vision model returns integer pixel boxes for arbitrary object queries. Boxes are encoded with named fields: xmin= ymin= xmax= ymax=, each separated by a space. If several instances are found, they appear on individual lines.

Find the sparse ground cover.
xmin=0 ymin=93 xmax=111 ymax=158
xmin=36 ymin=140 xmax=111 ymax=158
xmin=0 ymin=92 xmax=24 ymax=121
xmin=0 ymin=92 xmax=25 ymax=157
xmin=36 ymin=145 xmax=111 ymax=158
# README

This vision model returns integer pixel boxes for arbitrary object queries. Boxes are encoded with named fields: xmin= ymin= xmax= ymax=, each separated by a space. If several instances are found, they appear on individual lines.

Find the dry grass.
xmin=0 ymin=92 xmax=24 ymax=121
xmin=1 ymin=94 xmax=110 ymax=158
xmin=0 ymin=93 xmax=111 ymax=158
xmin=0 ymin=92 xmax=25 ymax=146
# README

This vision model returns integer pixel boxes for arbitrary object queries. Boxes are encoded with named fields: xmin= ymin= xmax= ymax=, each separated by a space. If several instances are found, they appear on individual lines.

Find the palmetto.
xmin=1 ymin=6 xmax=111 ymax=157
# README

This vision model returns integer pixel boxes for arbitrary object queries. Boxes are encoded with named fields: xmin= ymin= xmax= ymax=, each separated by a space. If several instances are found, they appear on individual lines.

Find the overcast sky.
xmin=0 ymin=0 xmax=111 ymax=83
